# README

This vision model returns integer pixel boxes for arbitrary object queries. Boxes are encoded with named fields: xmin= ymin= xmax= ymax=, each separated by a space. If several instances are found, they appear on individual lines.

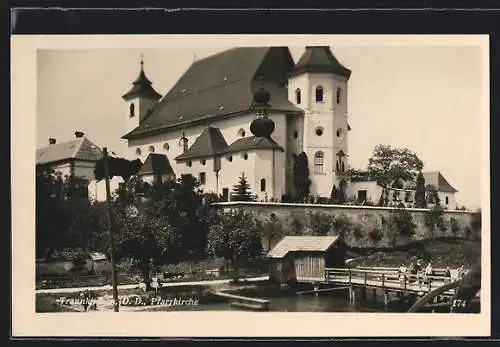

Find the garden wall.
xmin=212 ymin=202 xmax=481 ymax=249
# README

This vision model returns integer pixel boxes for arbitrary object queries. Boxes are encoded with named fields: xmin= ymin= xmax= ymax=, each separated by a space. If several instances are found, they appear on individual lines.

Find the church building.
xmin=121 ymin=46 xmax=352 ymax=201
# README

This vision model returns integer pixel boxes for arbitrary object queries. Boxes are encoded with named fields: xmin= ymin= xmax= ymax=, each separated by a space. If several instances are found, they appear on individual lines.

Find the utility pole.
xmin=103 ymin=147 xmax=120 ymax=312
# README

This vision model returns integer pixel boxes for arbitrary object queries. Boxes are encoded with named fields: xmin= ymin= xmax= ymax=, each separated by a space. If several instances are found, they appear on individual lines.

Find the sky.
xmin=36 ymin=43 xmax=484 ymax=209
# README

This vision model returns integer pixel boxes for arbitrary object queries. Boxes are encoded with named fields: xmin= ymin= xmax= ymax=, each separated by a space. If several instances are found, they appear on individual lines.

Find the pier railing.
xmin=324 ymin=267 xmax=455 ymax=295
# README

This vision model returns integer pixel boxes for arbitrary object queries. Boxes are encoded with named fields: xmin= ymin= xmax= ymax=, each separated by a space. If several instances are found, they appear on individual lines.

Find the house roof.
xmin=175 ymin=127 xmax=228 ymax=161
xmin=226 ymin=136 xmax=284 ymax=154
xmin=122 ymin=47 xmax=303 ymax=140
xmin=36 ymin=137 xmax=102 ymax=165
xmin=137 ymin=153 xmax=175 ymax=176
xmin=289 ymin=46 xmax=351 ymax=79
xmin=423 ymin=171 xmax=458 ymax=193
xmin=122 ymin=60 xmax=162 ymax=101
xmin=267 ymin=236 xmax=340 ymax=259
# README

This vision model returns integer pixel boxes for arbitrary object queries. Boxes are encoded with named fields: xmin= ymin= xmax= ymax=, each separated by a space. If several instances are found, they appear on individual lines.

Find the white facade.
xmin=288 ymin=72 xmax=349 ymax=197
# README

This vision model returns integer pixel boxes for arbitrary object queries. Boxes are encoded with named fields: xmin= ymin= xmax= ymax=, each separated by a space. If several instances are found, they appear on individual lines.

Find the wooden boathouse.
xmin=267 ymin=236 xmax=346 ymax=285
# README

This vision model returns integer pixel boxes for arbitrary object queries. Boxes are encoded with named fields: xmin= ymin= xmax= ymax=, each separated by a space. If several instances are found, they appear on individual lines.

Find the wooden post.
xmin=403 ymin=275 xmax=407 ymax=295
xmin=382 ymin=273 xmax=385 ymax=288
xmin=372 ymin=288 xmax=377 ymax=302
xmin=103 ymin=147 xmax=120 ymax=312
xmin=364 ymin=272 xmax=367 ymax=286
xmin=384 ymin=290 xmax=389 ymax=308
xmin=428 ymin=277 xmax=432 ymax=292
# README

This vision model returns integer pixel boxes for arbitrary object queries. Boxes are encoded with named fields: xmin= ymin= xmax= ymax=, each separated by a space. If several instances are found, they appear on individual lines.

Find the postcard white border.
xmin=11 ymin=34 xmax=491 ymax=337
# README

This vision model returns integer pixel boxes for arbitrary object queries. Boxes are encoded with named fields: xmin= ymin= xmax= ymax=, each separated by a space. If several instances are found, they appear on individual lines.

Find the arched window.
xmin=341 ymin=161 xmax=345 ymax=172
xmin=315 ymin=86 xmax=324 ymax=102
xmin=163 ymin=143 xmax=169 ymax=151
xmin=130 ymin=103 xmax=135 ymax=117
xmin=336 ymin=160 xmax=340 ymax=172
xmin=136 ymin=148 xmax=141 ymax=156
xmin=237 ymin=128 xmax=246 ymax=138
xmin=445 ymin=196 xmax=449 ymax=205
xmin=295 ymin=88 xmax=302 ymax=104
xmin=260 ymin=178 xmax=266 ymax=192
xmin=149 ymin=145 xmax=155 ymax=153
xmin=314 ymin=151 xmax=324 ymax=174
xmin=336 ymin=87 xmax=342 ymax=104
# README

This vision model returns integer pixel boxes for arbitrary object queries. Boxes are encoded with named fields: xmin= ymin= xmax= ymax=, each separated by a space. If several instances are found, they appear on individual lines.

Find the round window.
xmin=227 ymin=156 xmax=233 ymax=162
xmin=315 ymin=127 xmax=324 ymax=136
xmin=243 ymin=153 xmax=248 ymax=160
xmin=149 ymin=145 xmax=155 ymax=153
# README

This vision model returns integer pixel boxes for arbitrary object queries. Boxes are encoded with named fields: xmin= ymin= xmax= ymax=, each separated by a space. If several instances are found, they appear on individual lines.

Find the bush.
xmin=471 ymin=210 xmax=481 ymax=231
xmin=368 ymin=228 xmax=383 ymax=242
xmin=448 ymin=218 xmax=460 ymax=234
xmin=333 ymin=214 xmax=353 ymax=239
xmin=424 ymin=205 xmax=445 ymax=231
xmin=281 ymin=194 xmax=295 ymax=203
xmin=308 ymin=212 xmax=333 ymax=236
xmin=388 ymin=208 xmax=416 ymax=237
xmin=353 ymin=224 xmax=364 ymax=239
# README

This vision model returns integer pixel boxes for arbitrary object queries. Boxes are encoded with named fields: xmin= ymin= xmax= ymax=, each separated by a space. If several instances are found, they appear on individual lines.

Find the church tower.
xmin=122 ymin=55 xmax=162 ymax=137
xmin=288 ymin=46 xmax=351 ymax=197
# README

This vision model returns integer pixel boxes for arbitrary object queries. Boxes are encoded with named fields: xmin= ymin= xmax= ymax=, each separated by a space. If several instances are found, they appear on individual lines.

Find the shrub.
xmin=353 ymin=224 xmax=364 ymax=239
xmin=281 ymin=194 xmax=295 ymax=203
xmin=471 ymin=210 xmax=482 ymax=231
xmin=388 ymin=208 xmax=416 ymax=237
xmin=424 ymin=205 xmax=445 ymax=231
xmin=450 ymin=217 xmax=460 ymax=234
xmin=332 ymin=214 xmax=353 ymax=239
xmin=368 ymin=228 xmax=383 ymax=242
xmin=308 ymin=212 xmax=333 ymax=236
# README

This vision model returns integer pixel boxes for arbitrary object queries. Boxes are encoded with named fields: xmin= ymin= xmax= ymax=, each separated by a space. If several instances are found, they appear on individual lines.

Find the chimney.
xmin=49 ymin=138 xmax=56 ymax=145
xmin=74 ymin=131 xmax=84 ymax=138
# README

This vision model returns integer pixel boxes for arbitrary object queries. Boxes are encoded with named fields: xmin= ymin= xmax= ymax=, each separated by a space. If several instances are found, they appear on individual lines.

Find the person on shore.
xmin=408 ymin=262 xmax=416 ymax=283
xmin=415 ymin=259 xmax=424 ymax=285
xmin=80 ymin=289 xmax=90 ymax=312
xmin=444 ymin=267 xmax=452 ymax=283
xmin=398 ymin=264 xmax=407 ymax=280
xmin=424 ymin=261 xmax=433 ymax=284
xmin=457 ymin=265 xmax=465 ymax=279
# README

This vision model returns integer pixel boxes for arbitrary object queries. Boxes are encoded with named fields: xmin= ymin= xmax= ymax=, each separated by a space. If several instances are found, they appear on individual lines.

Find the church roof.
xmin=289 ymin=46 xmax=351 ymax=79
xmin=175 ymin=127 xmax=228 ymax=161
xmin=137 ymin=153 xmax=175 ymax=176
xmin=122 ymin=47 xmax=303 ymax=140
xmin=122 ymin=60 xmax=162 ymax=101
xmin=225 ymin=136 xmax=284 ymax=154
xmin=423 ymin=171 xmax=458 ymax=193
xmin=36 ymin=137 xmax=102 ymax=165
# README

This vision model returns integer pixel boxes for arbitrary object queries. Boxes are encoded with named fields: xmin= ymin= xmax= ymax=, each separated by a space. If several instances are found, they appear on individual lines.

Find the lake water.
xmin=139 ymin=285 xmax=413 ymax=313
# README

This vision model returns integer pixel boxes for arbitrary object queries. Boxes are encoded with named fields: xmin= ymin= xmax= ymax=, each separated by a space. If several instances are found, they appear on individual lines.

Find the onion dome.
xmin=250 ymin=77 xmax=275 ymax=139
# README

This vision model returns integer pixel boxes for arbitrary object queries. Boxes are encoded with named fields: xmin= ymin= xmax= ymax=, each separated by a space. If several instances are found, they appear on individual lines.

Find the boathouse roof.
xmin=266 ymin=235 xmax=340 ymax=259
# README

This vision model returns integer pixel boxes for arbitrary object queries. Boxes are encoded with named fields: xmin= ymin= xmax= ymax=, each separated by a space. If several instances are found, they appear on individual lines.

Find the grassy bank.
xmin=347 ymin=238 xmax=481 ymax=268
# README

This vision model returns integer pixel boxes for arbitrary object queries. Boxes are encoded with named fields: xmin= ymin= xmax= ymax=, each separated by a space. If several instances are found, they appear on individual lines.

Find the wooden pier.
xmin=324 ymin=267 xmax=459 ymax=299
xmin=213 ymin=291 xmax=270 ymax=311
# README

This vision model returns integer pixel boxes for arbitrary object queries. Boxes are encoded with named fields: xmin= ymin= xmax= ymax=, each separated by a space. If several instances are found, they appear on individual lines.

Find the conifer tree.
xmin=414 ymin=171 xmax=427 ymax=208
xmin=231 ymin=173 xmax=253 ymax=201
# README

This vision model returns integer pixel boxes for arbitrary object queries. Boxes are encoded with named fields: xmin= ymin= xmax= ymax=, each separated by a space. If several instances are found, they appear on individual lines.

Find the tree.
xmin=261 ymin=215 xmax=284 ymax=252
xmin=414 ymin=172 xmax=427 ymax=208
xmin=231 ymin=173 xmax=253 ymax=202
xmin=293 ymin=152 xmax=312 ymax=201
xmin=367 ymin=144 xmax=424 ymax=187
xmin=206 ymin=209 xmax=263 ymax=281
xmin=113 ymin=205 xmax=181 ymax=291
xmin=330 ymin=185 xmax=338 ymax=203
xmin=36 ymin=168 xmax=102 ymax=258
